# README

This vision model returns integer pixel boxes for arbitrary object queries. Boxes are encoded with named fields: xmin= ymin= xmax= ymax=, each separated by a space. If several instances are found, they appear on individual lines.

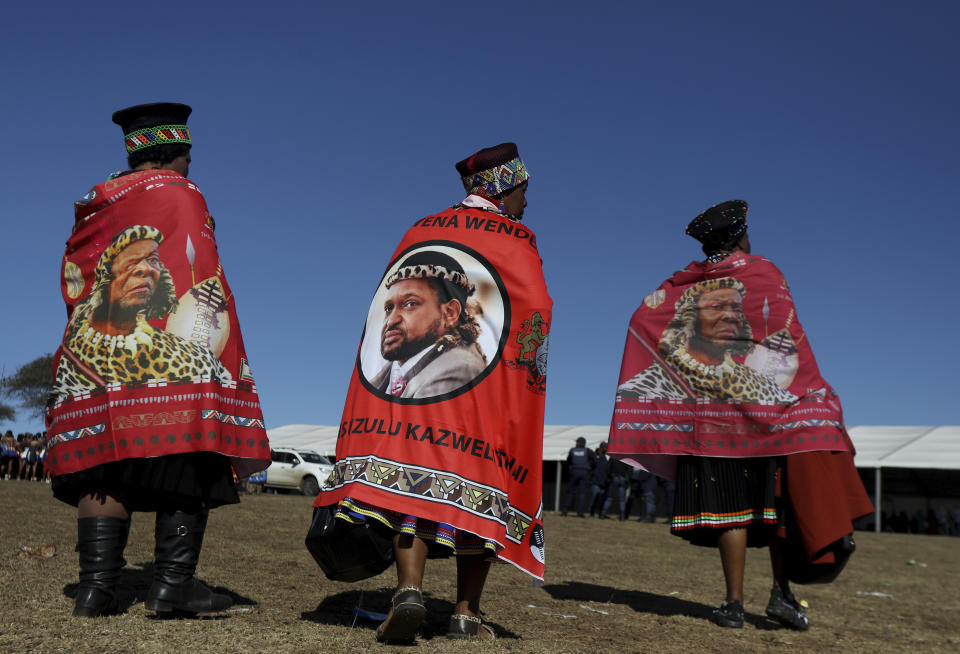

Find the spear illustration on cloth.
xmin=763 ymin=296 xmax=770 ymax=338
xmin=628 ymin=327 xmax=698 ymax=400
xmin=186 ymin=234 xmax=196 ymax=287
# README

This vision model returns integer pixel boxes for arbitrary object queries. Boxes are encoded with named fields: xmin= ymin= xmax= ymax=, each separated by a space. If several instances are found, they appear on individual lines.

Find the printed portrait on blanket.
xmin=54 ymin=224 xmax=232 ymax=399
xmin=358 ymin=241 xmax=509 ymax=403
xmin=617 ymin=277 xmax=798 ymax=405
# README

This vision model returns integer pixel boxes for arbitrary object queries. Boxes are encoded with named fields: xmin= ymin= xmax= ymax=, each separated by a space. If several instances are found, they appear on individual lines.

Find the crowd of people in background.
xmin=562 ymin=438 xmax=675 ymax=522
xmin=877 ymin=507 xmax=960 ymax=535
xmin=9 ymin=423 xmax=960 ymax=540
xmin=1 ymin=429 xmax=51 ymax=483
xmin=560 ymin=436 xmax=960 ymax=536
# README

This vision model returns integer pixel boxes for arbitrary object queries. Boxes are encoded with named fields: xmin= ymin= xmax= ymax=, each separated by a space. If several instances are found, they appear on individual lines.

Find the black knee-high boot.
xmin=144 ymin=509 xmax=232 ymax=615
xmin=74 ymin=516 xmax=131 ymax=617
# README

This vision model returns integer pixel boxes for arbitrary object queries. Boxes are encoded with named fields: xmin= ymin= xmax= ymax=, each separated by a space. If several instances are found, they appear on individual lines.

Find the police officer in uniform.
xmin=562 ymin=437 xmax=595 ymax=517
xmin=589 ymin=443 xmax=611 ymax=517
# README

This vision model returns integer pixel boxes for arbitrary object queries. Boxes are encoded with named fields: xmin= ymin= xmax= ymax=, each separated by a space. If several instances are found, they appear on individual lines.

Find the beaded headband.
xmin=461 ymin=156 xmax=529 ymax=199
xmin=96 ymin=225 xmax=165 ymax=280
xmin=385 ymin=264 xmax=476 ymax=296
xmin=676 ymin=277 xmax=746 ymax=312
xmin=124 ymin=125 xmax=191 ymax=154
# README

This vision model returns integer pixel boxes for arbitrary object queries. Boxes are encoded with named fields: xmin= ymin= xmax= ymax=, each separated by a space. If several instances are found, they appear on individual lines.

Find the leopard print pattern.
xmin=53 ymin=316 xmax=230 ymax=402
xmin=617 ymin=363 xmax=690 ymax=401
xmin=617 ymin=351 xmax=796 ymax=405
xmin=665 ymin=346 xmax=796 ymax=405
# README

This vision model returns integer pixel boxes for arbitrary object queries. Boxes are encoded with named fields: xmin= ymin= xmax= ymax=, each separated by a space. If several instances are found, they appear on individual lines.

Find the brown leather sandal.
xmin=375 ymin=587 xmax=426 ymax=643
xmin=447 ymin=613 xmax=496 ymax=640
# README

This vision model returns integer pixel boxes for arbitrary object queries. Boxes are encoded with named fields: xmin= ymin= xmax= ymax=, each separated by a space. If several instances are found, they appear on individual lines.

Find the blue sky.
xmin=2 ymin=1 xmax=957 ymax=434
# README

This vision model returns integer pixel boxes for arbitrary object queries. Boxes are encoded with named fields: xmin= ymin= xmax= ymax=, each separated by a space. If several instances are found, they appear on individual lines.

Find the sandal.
xmin=375 ymin=587 xmax=426 ymax=643
xmin=447 ymin=613 xmax=496 ymax=640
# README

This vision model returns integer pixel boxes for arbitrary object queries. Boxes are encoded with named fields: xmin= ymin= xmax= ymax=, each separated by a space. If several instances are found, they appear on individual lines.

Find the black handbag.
xmin=304 ymin=505 xmax=395 ymax=582
xmin=784 ymin=532 xmax=856 ymax=585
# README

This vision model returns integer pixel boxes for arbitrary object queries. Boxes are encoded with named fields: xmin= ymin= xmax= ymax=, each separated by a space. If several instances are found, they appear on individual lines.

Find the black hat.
xmin=455 ymin=142 xmax=529 ymax=199
xmin=111 ymin=102 xmax=192 ymax=155
xmin=686 ymin=200 xmax=748 ymax=254
xmin=576 ymin=436 xmax=586 ymax=446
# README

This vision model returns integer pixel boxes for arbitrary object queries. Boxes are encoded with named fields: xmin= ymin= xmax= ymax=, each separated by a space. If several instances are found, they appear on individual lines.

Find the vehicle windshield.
xmin=299 ymin=452 xmax=331 ymax=465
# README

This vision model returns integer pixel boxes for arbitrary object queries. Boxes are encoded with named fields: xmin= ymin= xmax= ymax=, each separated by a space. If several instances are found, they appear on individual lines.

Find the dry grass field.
xmin=1 ymin=481 xmax=958 ymax=654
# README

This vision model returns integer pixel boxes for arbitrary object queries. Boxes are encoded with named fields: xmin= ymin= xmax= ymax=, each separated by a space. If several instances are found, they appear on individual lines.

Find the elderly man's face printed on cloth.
xmin=380 ymin=279 xmax=461 ymax=364
xmin=107 ymin=240 xmax=162 ymax=312
xmin=696 ymin=288 xmax=744 ymax=347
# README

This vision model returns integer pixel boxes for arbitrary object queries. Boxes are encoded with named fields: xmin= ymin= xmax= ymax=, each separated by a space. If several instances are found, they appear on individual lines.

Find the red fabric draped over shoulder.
xmin=609 ymin=253 xmax=853 ymax=479
xmin=47 ymin=170 xmax=269 ymax=480
xmin=316 ymin=204 xmax=552 ymax=580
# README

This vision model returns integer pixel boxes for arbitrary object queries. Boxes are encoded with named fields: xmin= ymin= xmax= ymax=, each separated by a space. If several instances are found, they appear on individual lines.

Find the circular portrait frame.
xmin=357 ymin=240 xmax=511 ymax=404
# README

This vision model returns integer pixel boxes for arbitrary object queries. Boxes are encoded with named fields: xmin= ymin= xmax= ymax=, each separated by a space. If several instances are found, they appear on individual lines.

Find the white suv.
xmin=264 ymin=448 xmax=333 ymax=496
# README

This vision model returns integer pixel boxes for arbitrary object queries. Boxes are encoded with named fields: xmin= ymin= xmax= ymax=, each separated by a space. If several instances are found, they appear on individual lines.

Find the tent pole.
xmin=555 ymin=460 xmax=562 ymax=512
xmin=875 ymin=466 xmax=881 ymax=533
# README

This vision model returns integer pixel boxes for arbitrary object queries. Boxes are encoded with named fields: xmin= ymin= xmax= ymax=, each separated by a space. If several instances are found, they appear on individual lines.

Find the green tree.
xmin=3 ymin=354 xmax=54 ymax=421
xmin=0 ymin=368 xmax=15 ymax=423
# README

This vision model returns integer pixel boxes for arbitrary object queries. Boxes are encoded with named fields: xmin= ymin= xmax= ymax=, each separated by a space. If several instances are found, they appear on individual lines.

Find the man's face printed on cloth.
xmin=695 ymin=288 xmax=745 ymax=348
xmin=107 ymin=240 xmax=162 ymax=313
xmin=380 ymin=279 xmax=461 ymax=364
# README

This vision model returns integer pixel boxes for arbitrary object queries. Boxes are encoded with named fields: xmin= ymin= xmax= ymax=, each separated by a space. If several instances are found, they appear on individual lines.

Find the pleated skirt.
xmin=51 ymin=452 xmax=239 ymax=512
xmin=336 ymin=497 xmax=498 ymax=559
xmin=671 ymin=455 xmax=779 ymax=548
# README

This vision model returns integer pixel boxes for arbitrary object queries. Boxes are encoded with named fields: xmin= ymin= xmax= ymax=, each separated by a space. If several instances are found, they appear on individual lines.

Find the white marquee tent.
xmin=266 ymin=424 xmax=612 ymax=461
xmin=267 ymin=424 xmax=960 ymax=532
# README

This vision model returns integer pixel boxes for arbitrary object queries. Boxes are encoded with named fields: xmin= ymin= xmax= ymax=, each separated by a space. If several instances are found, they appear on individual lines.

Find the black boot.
xmin=73 ymin=516 xmax=130 ymax=617
xmin=144 ymin=509 xmax=232 ymax=616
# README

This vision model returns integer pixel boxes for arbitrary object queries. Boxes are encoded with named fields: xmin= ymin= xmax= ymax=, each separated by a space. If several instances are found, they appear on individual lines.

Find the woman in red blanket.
xmin=46 ymin=103 xmax=270 ymax=618
xmin=316 ymin=143 xmax=551 ymax=642
xmin=610 ymin=200 xmax=872 ymax=630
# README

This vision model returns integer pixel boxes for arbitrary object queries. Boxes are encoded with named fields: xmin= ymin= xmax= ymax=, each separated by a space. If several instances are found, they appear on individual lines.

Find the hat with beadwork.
xmin=455 ymin=142 xmax=529 ymax=200
xmin=111 ymin=102 xmax=192 ymax=155
xmin=686 ymin=199 xmax=748 ymax=254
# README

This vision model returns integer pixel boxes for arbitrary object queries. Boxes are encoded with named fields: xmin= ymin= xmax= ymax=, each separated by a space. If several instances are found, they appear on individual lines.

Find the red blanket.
xmin=315 ymin=204 xmax=552 ymax=580
xmin=46 ymin=170 xmax=269 ymax=479
xmin=609 ymin=253 xmax=853 ymax=480
xmin=785 ymin=451 xmax=874 ymax=561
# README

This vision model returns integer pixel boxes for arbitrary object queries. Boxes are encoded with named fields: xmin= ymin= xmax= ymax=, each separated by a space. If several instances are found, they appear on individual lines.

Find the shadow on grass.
xmin=62 ymin=560 xmax=257 ymax=619
xmin=301 ymin=587 xmax=520 ymax=641
xmin=541 ymin=581 xmax=782 ymax=630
